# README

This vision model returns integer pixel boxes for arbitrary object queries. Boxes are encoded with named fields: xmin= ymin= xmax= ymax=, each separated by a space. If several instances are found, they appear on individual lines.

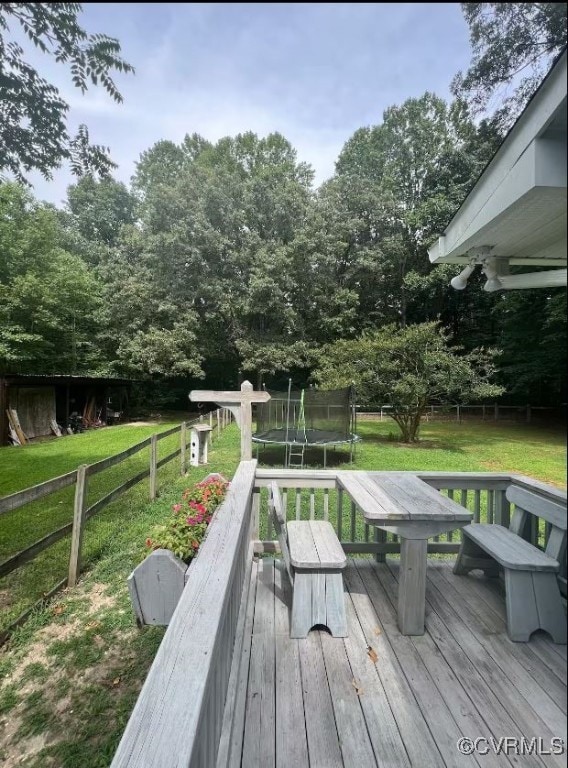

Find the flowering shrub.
xmin=144 ymin=474 xmax=229 ymax=563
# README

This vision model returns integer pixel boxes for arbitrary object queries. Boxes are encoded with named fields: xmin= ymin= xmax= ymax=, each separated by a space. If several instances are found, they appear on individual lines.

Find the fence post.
xmin=180 ymin=422 xmax=187 ymax=475
xmin=216 ymin=408 xmax=221 ymax=439
xmin=150 ymin=434 xmax=158 ymax=500
xmin=68 ymin=464 xmax=88 ymax=587
xmin=456 ymin=405 xmax=461 ymax=423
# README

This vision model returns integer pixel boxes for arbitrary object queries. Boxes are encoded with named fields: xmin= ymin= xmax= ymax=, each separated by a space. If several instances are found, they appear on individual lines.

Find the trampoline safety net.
xmin=253 ymin=386 xmax=355 ymax=445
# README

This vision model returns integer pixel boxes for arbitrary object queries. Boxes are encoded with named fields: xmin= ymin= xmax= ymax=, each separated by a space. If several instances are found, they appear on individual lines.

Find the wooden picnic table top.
xmin=336 ymin=471 xmax=473 ymax=524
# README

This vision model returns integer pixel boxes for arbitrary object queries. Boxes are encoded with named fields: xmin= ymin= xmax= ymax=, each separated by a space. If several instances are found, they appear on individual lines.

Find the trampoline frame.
xmin=252 ymin=380 xmax=360 ymax=468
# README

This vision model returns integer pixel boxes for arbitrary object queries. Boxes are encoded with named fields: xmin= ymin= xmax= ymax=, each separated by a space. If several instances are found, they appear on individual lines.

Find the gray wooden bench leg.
xmin=505 ymin=570 xmax=567 ymax=644
xmin=453 ymin=535 xmax=499 ymax=577
xmin=290 ymin=570 xmax=347 ymax=639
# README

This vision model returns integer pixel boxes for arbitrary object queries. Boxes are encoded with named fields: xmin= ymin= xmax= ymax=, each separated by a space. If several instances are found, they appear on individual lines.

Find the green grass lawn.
xmin=0 ymin=417 xmax=565 ymax=767
xmin=257 ymin=418 xmax=567 ymax=487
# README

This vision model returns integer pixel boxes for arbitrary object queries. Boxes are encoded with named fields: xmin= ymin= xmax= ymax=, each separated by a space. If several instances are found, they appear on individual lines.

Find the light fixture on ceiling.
xmin=450 ymin=262 xmax=477 ymax=290
xmin=482 ymin=259 xmax=503 ymax=292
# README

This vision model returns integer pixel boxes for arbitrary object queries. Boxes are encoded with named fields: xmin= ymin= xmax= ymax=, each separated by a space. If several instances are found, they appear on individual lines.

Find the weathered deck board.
xmin=438 ymin=560 xmax=568 ymax=685
xmin=426 ymin=565 xmax=567 ymax=748
xmin=225 ymin=558 xmax=567 ymax=767
xmin=432 ymin=564 xmax=568 ymax=721
xmin=273 ymin=561 xmax=309 ymax=768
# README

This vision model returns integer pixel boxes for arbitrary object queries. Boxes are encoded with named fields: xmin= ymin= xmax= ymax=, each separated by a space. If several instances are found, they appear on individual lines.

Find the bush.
xmin=144 ymin=474 xmax=229 ymax=562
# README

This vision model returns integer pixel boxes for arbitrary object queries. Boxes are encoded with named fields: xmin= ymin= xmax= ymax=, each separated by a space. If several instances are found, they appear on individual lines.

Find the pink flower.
xmin=173 ymin=504 xmax=182 ymax=513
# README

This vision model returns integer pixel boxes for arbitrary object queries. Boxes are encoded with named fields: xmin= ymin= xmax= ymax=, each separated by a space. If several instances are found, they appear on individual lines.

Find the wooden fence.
xmin=364 ymin=404 xmax=562 ymax=423
xmin=0 ymin=408 xmax=233 ymax=643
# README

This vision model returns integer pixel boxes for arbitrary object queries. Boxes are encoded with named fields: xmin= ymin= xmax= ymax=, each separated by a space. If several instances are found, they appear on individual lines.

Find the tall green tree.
xmin=453 ymin=3 xmax=567 ymax=130
xmin=334 ymin=94 xmax=495 ymax=328
xmin=0 ymin=183 xmax=102 ymax=373
xmin=129 ymin=131 xmax=319 ymax=384
xmin=0 ymin=3 xmax=134 ymax=183
xmin=59 ymin=174 xmax=137 ymax=265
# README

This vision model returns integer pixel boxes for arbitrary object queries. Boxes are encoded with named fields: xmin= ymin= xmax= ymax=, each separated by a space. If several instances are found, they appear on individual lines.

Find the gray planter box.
xmin=128 ymin=549 xmax=190 ymax=626
xmin=127 ymin=472 xmax=227 ymax=626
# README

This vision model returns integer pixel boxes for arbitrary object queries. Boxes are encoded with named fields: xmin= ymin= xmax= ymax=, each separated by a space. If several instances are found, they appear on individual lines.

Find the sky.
xmin=25 ymin=3 xmax=473 ymax=206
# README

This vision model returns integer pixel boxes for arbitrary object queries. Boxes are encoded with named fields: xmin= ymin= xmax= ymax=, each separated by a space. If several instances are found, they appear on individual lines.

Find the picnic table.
xmin=336 ymin=471 xmax=472 ymax=635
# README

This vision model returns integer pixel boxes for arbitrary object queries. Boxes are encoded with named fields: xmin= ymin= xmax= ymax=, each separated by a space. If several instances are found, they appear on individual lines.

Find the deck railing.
xmin=111 ymin=459 xmax=257 ymax=768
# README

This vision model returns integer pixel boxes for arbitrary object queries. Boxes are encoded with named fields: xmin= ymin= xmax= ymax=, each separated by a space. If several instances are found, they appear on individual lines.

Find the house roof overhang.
xmin=428 ymin=50 xmax=567 ymax=291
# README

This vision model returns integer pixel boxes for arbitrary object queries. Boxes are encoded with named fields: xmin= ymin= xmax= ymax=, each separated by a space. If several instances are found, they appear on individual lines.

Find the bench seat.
xmin=454 ymin=484 xmax=566 ymax=644
xmin=287 ymin=520 xmax=347 ymax=570
xmin=463 ymin=523 xmax=560 ymax=572
xmin=269 ymin=482 xmax=348 ymax=638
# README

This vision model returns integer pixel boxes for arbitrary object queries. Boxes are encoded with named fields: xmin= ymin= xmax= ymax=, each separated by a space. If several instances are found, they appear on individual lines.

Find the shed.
xmin=428 ymin=49 xmax=567 ymax=292
xmin=0 ymin=374 xmax=131 ymax=445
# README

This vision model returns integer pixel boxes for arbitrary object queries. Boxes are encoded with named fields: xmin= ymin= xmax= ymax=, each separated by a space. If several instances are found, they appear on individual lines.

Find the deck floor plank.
xmin=438 ymin=561 xmax=568 ymax=683
xmin=427 ymin=564 xmax=567 ymax=748
xmin=231 ymin=558 xmax=566 ymax=768
xmin=298 ymin=632 xmax=344 ymax=768
xmin=342 ymin=590 xmax=411 ymax=768
xmin=429 ymin=564 xmax=568 ymax=722
xmin=242 ymin=559 xmax=276 ymax=768
xmin=354 ymin=560 xmax=478 ymax=768
xmin=381 ymin=561 xmax=543 ymax=768
xmin=273 ymin=560 xmax=309 ymax=768
xmin=319 ymin=628 xmax=378 ymax=767
xmin=343 ymin=564 xmax=444 ymax=768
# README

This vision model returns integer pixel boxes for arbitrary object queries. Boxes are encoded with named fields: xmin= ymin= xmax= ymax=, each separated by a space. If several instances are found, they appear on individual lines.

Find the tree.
xmin=58 ymin=174 xmax=137 ymax=265
xmin=129 ymin=131 xmax=318 ymax=385
xmin=453 ymin=3 xmax=567 ymax=130
xmin=334 ymin=94 xmax=495 ymax=328
xmin=0 ymin=183 xmax=102 ymax=373
xmin=0 ymin=3 xmax=134 ymax=183
xmin=313 ymin=322 xmax=503 ymax=442
xmin=493 ymin=289 xmax=567 ymax=405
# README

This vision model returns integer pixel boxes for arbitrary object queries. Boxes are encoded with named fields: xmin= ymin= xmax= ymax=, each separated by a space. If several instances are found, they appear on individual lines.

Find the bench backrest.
xmin=269 ymin=481 xmax=293 ymax=583
xmin=506 ymin=485 xmax=567 ymax=563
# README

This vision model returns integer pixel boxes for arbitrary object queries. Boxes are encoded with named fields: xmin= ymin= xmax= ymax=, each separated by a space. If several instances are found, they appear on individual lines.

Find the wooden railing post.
xmin=251 ymin=488 xmax=260 ymax=541
xmin=216 ymin=408 xmax=221 ymax=439
xmin=150 ymin=434 xmax=158 ymax=500
xmin=68 ymin=464 xmax=88 ymax=587
xmin=180 ymin=422 xmax=187 ymax=476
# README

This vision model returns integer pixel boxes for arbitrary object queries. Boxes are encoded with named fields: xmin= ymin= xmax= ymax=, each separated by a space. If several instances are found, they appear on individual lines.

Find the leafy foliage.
xmin=0 ymin=3 xmax=134 ymax=183
xmin=0 ymin=183 xmax=101 ymax=373
xmin=453 ymin=3 xmax=567 ymax=129
xmin=145 ymin=475 xmax=229 ymax=562
xmin=313 ymin=322 xmax=504 ymax=442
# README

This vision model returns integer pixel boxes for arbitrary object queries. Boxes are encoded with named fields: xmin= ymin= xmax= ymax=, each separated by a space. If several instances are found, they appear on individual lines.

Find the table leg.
xmin=398 ymin=538 xmax=427 ymax=635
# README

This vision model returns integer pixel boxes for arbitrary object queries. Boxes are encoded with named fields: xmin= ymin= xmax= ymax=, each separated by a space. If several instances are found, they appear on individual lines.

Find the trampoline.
xmin=252 ymin=382 xmax=360 ymax=468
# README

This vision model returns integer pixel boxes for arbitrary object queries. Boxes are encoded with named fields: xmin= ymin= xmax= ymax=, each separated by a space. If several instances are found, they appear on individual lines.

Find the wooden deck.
xmin=220 ymin=557 xmax=567 ymax=768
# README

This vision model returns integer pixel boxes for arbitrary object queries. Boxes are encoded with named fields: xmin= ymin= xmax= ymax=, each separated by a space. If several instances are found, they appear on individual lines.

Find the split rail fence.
xmin=0 ymin=408 xmax=233 ymax=644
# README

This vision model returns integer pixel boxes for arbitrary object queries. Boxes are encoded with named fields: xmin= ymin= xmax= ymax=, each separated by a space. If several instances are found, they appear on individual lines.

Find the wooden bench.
xmin=269 ymin=481 xmax=347 ymax=638
xmin=454 ymin=485 xmax=567 ymax=643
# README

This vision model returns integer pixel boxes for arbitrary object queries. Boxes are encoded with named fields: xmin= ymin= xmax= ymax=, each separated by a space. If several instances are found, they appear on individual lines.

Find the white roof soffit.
xmin=428 ymin=50 xmax=567 ymax=281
